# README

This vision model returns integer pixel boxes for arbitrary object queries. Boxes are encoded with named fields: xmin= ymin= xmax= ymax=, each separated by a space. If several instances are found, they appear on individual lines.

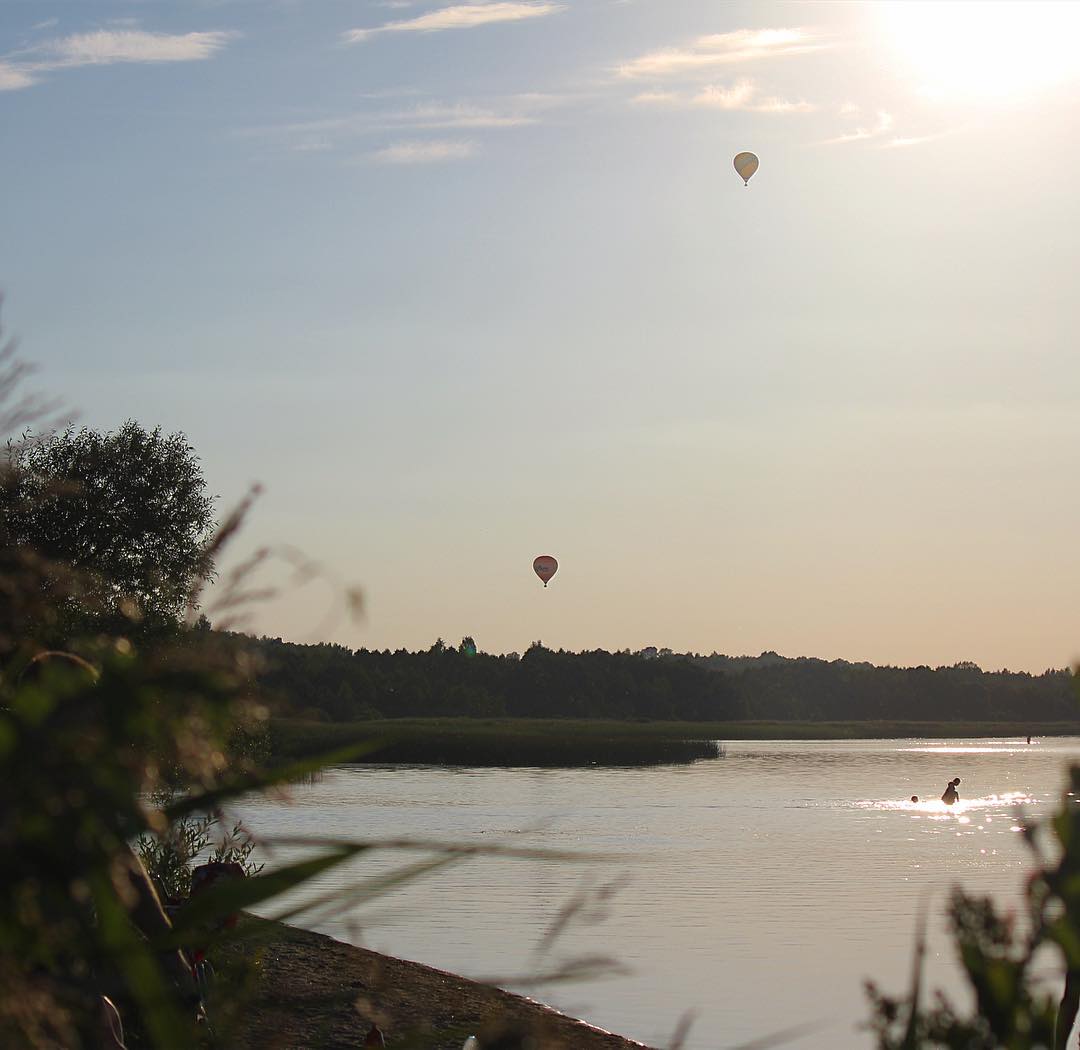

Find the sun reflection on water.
xmin=856 ymin=790 xmax=1036 ymax=815
xmin=898 ymin=746 xmax=1034 ymax=755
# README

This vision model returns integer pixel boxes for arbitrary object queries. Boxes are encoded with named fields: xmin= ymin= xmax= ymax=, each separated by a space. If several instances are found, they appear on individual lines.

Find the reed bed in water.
xmin=267 ymin=716 xmax=1080 ymax=769
xmin=268 ymin=718 xmax=723 ymax=767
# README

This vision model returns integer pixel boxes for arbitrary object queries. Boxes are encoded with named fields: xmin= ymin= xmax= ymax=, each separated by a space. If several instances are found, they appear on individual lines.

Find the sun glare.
xmin=879 ymin=1 xmax=1080 ymax=101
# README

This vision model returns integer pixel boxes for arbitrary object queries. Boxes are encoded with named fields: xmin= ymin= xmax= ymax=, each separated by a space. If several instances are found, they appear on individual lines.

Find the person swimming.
xmin=911 ymin=795 xmax=919 ymax=803
xmin=941 ymin=777 xmax=961 ymax=805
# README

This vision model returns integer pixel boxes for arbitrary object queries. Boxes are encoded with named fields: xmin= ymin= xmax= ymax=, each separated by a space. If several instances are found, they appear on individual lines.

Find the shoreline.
xmin=224 ymin=915 xmax=655 ymax=1049
xmin=692 ymin=719 xmax=1080 ymax=740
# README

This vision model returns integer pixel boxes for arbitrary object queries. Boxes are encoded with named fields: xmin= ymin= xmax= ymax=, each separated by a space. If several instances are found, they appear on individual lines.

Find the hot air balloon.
xmin=533 ymin=555 xmax=558 ymax=587
xmin=733 ymin=151 xmax=758 ymax=186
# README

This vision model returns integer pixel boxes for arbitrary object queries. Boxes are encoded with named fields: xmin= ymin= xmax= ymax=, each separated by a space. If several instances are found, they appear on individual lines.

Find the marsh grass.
xmin=269 ymin=717 xmax=724 ymax=767
xmin=267 ymin=716 xmax=1080 ymax=769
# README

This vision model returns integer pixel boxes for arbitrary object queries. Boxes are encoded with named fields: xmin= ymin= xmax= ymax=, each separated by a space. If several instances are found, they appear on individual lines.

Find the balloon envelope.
xmin=533 ymin=555 xmax=558 ymax=587
xmin=733 ymin=151 xmax=759 ymax=185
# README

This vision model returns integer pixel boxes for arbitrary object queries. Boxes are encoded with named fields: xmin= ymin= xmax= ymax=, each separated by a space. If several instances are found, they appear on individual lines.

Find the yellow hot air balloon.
xmin=733 ymin=151 xmax=758 ymax=186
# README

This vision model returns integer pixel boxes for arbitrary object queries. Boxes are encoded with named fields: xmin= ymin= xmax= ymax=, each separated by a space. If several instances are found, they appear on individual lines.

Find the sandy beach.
xmin=225 ymin=916 xmax=656 ymax=1050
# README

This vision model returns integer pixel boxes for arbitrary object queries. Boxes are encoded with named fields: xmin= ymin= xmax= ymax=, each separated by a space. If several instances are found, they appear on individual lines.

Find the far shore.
xmin=265 ymin=717 xmax=1080 ymax=768
xmin=678 ymin=719 xmax=1080 ymax=740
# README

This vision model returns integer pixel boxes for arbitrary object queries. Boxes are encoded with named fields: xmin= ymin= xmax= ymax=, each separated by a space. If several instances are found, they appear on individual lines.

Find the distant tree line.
xmin=6 ymin=417 xmax=1073 ymax=727
xmin=699 ymin=651 xmax=1076 ymax=722
xmin=231 ymin=635 xmax=1078 ymax=724
xmin=241 ymin=636 xmax=746 ymax=722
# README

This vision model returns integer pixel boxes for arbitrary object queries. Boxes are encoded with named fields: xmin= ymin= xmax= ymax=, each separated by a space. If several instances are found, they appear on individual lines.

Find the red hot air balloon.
xmin=533 ymin=555 xmax=558 ymax=587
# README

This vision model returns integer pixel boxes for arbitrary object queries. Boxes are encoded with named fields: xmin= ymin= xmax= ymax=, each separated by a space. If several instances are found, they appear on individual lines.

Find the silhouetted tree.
xmin=2 ymin=421 xmax=215 ymax=635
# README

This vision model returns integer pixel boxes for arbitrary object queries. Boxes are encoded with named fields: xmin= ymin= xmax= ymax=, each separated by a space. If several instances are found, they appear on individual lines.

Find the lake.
xmin=236 ymin=738 xmax=1080 ymax=1049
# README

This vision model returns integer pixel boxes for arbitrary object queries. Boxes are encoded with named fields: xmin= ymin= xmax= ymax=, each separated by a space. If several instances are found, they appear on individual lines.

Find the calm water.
xmin=235 ymin=738 xmax=1080 ymax=1049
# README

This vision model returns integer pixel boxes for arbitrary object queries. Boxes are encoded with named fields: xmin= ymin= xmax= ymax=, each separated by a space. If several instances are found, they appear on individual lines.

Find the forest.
xmin=236 ymin=633 xmax=1079 ymax=725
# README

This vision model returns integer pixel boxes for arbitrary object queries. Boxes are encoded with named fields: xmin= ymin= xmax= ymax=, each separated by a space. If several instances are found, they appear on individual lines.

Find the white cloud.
xmin=631 ymin=79 xmax=814 ymax=114
xmin=1 ymin=29 xmax=233 ymax=89
xmin=240 ymin=96 xmax=546 ymax=154
xmin=0 ymin=62 xmax=36 ymax=91
xmin=46 ymin=30 xmax=233 ymax=66
xmin=344 ymin=2 xmax=565 ymax=43
xmin=880 ymin=131 xmax=948 ymax=149
xmin=400 ymin=102 xmax=536 ymax=128
xmin=373 ymin=139 xmax=476 ymax=163
xmin=753 ymin=95 xmax=814 ymax=113
xmin=617 ymin=27 xmax=825 ymax=79
xmin=822 ymin=109 xmax=894 ymax=145
xmin=822 ymin=110 xmax=948 ymax=149
xmin=691 ymin=79 xmax=756 ymax=109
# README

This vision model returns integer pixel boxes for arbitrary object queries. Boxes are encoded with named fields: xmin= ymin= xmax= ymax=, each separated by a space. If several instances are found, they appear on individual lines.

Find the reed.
xmin=269 ymin=717 xmax=723 ymax=767
xmin=267 ymin=715 xmax=1080 ymax=769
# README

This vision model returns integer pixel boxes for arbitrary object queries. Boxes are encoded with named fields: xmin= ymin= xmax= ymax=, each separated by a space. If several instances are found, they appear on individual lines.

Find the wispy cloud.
xmin=821 ymin=109 xmax=945 ymax=149
xmin=821 ymin=109 xmax=894 ymax=145
xmin=45 ymin=30 xmax=233 ymax=66
xmin=632 ymin=79 xmax=814 ymax=114
xmin=0 ymin=62 xmax=36 ymax=91
xmin=344 ymin=2 xmax=565 ymax=44
xmin=240 ymin=96 xmax=548 ymax=153
xmin=396 ymin=102 xmax=537 ymax=128
xmin=880 ymin=131 xmax=948 ymax=149
xmin=1 ymin=29 xmax=233 ymax=90
xmin=616 ymin=28 xmax=825 ymax=80
xmin=373 ymin=138 xmax=476 ymax=163
xmin=753 ymin=95 xmax=815 ymax=114
xmin=692 ymin=79 xmax=756 ymax=109
xmin=630 ymin=90 xmax=680 ymax=106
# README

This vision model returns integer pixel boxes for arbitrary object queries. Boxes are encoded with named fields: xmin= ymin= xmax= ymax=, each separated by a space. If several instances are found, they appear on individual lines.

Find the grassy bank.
xmin=267 ymin=717 xmax=1080 ymax=768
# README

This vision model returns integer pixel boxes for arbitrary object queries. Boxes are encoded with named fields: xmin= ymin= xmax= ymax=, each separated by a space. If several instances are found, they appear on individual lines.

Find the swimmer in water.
xmin=941 ymin=777 xmax=961 ymax=805
xmin=911 ymin=795 xmax=919 ymax=803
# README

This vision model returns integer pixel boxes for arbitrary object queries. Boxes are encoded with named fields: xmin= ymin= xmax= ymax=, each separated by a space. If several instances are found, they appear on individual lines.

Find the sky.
xmin=2 ymin=1 xmax=1080 ymax=671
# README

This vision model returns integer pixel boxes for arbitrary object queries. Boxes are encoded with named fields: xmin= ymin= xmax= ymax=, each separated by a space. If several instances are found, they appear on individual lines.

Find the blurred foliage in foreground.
xmin=0 ymin=333 xmax=381 ymax=1046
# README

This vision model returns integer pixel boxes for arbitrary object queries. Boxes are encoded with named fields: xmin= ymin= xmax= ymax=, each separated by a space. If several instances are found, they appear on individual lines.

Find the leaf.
xmin=164 ymin=738 xmax=382 ymax=821
xmin=91 ymin=868 xmax=194 ymax=1048
xmin=269 ymin=852 xmax=463 ymax=926
xmin=162 ymin=845 xmax=372 ymax=945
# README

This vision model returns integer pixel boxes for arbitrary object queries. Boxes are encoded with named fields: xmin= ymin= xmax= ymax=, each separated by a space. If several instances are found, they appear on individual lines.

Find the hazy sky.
xmin=3 ymin=1 xmax=1079 ymax=671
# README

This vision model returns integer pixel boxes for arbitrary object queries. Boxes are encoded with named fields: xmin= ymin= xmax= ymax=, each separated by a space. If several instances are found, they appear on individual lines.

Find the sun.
xmin=877 ymin=1 xmax=1080 ymax=101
